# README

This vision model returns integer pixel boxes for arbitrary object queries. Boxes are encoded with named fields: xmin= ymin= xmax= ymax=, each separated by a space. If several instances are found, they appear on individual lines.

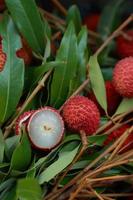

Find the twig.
xmin=52 ymin=31 xmax=61 ymax=41
xmin=95 ymin=14 xmax=133 ymax=56
xmin=78 ymin=192 xmax=133 ymax=198
xmin=3 ymin=70 xmax=52 ymax=138
xmin=42 ymin=9 xmax=65 ymax=25
xmin=51 ymin=0 xmax=67 ymax=16
xmin=87 ymin=184 xmax=105 ymax=200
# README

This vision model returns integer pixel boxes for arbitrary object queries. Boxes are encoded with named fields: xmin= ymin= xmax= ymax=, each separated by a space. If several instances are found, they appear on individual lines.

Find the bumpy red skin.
xmin=62 ymin=96 xmax=100 ymax=135
xmin=15 ymin=111 xmax=35 ymax=135
xmin=16 ymin=38 xmax=32 ymax=65
xmin=113 ymin=57 xmax=133 ymax=98
xmin=116 ymin=30 xmax=133 ymax=58
xmin=83 ymin=14 xmax=100 ymax=31
xmin=0 ymin=0 xmax=5 ymax=11
xmin=27 ymin=107 xmax=65 ymax=151
xmin=104 ymin=124 xmax=133 ymax=153
xmin=88 ymin=81 xmax=122 ymax=116
xmin=0 ymin=44 xmax=6 ymax=72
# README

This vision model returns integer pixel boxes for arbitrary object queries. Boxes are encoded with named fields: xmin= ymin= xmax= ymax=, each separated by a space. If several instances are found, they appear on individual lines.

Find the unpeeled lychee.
xmin=113 ymin=57 xmax=133 ymax=98
xmin=104 ymin=124 xmax=133 ymax=153
xmin=88 ymin=81 xmax=122 ymax=116
xmin=83 ymin=14 xmax=100 ymax=31
xmin=0 ymin=0 xmax=5 ymax=11
xmin=62 ymin=95 xmax=100 ymax=135
xmin=0 ymin=43 xmax=6 ymax=72
xmin=27 ymin=107 xmax=64 ymax=150
xmin=116 ymin=30 xmax=133 ymax=58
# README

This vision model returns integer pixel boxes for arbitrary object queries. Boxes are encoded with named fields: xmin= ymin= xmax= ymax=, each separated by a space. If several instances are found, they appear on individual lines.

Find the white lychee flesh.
xmin=27 ymin=107 xmax=64 ymax=150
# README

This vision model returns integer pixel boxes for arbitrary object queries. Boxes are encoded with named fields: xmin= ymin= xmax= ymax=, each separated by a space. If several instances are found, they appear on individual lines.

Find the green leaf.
xmin=38 ymin=145 xmax=80 ymax=184
xmin=114 ymin=98 xmax=133 ymax=115
xmin=89 ymin=55 xmax=107 ymax=112
xmin=0 ymin=129 xmax=4 ymax=163
xmin=89 ymin=135 xmax=107 ymax=146
xmin=6 ymin=0 xmax=46 ymax=55
xmin=17 ymin=178 xmax=42 ymax=200
xmin=98 ymin=0 xmax=124 ymax=40
xmin=2 ymin=186 xmax=17 ymax=200
xmin=77 ymin=26 xmax=88 ymax=83
xmin=25 ymin=61 xmax=65 ymax=91
xmin=50 ymin=23 xmax=78 ymax=108
xmin=0 ymin=15 xmax=24 ymax=123
xmin=66 ymin=5 xmax=82 ymax=34
xmin=5 ymin=135 xmax=20 ymax=160
xmin=10 ymin=133 xmax=31 ymax=171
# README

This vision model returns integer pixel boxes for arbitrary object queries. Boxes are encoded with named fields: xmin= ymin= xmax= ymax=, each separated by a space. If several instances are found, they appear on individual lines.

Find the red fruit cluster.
xmin=104 ymin=124 xmax=133 ymax=153
xmin=116 ymin=30 xmax=133 ymax=58
xmin=62 ymin=95 xmax=100 ymax=135
xmin=83 ymin=14 xmax=100 ymax=31
xmin=88 ymin=81 xmax=121 ymax=116
xmin=0 ymin=43 xmax=6 ymax=72
xmin=113 ymin=57 xmax=133 ymax=98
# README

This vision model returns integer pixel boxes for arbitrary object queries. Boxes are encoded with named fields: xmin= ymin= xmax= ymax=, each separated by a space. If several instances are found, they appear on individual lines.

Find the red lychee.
xmin=16 ymin=38 xmax=32 ymax=65
xmin=116 ymin=30 xmax=133 ymax=58
xmin=62 ymin=95 xmax=100 ymax=135
xmin=83 ymin=13 xmax=100 ymax=31
xmin=113 ymin=57 xmax=133 ymax=98
xmin=104 ymin=124 xmax=133 ymax=153
xmin=0 ymin=43 xmax=6 ymax=72
xmin=88 ymin=81 xmax=122 ymax=116
xmin=0 ymin=0 xmax=5 ymax=11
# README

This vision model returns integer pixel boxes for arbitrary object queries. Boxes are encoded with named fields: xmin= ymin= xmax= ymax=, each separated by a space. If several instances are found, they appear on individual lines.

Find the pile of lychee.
xmin=14 ymin=55 xmax=133 ymax=152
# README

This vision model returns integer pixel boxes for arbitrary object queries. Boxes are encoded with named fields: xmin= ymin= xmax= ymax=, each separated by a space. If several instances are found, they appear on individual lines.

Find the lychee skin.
xmin=0 ymin=0 xmax=5 ymax=11
xmin=88 ymin=81 xmax=122 ymax=116
xmin=15 ymin=111 xmax=35 ymax=135
xmin=62 ymin=96 xmax=100 ymax=135
xmin=113 ymin=57 xmax=133 ymax=98
xmin=83 ymin=14 xmax=100 ymax=31
xmin=104 ymin=124 xmax=133 ymax=153
xmin=116 ymin=30 xmax=133 ymax=58
xmin=0 ymin=44 xmax=6 ymax=72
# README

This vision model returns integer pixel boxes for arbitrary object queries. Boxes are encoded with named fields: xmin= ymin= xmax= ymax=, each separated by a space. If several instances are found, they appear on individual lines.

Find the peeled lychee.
xmin=0 ymin=43 xmax=6 ymax=72
xmin=88 ymin=81 xmax=122 ymax=116
xmin=113 ymin=57 xmax=133 ymax=98
xmin=16 ymin=38 xmax=32 ymax=65
xmin=83 ymin=14 xmax=100 ymax=31
xmin=116 ymin=30 xmax=133 ymax=58
xmin=27 ymin=107 xmax=64 ymax=150
xmin=15 ymin=111 xmax=35 ymax=135
xmin=62 ymin=95 xmax=100 ymax=135
xmin=104 ymin=124 xmax=133 ymax=153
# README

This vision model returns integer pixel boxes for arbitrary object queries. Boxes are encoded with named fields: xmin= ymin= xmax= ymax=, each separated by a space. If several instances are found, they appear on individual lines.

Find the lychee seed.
xmin=62 ymin=95 xmax=100 ymax=135
xmin=27 ymin=107 xmax=64 ymax=150
xmin=15 ymin=111 xmax=35 ymax=135
xmin=0 ymin=44 xmax=6 ymax=72
xmin=113 ymin=57 xmax=133 ymax=98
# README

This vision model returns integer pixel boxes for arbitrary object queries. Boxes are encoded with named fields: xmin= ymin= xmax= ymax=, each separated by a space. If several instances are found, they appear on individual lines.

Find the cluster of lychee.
xmin=15 ymin=51 xmax=133 ymax=151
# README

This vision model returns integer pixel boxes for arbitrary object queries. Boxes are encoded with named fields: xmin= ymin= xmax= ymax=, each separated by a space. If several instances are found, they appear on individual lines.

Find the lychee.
xmin=62 ymin=95 xmax=100 ymax=135
xmin=0 ymin=0 xmax=5 ymax=11
xmin=83 ymin=13 xmax=100 ymax=31
xmin=116 ymin=30 xmax=133 ymax=58
xmin=15 ymin=111 xmax=35 ymax=135
xmin=88 ymin=81 xmax=122 ymax=116
xmin=104 ymin=124 xmax=133 ymax=153
xmin=16 ymin=38 xmax=32 ymax=65
xmin=27 ymin=107 xmax=64 ymax=150
xmin=113 ymin=57 xmax=133 ymax=98
xmin=0 ymin=43 xmax=6 ymax=72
